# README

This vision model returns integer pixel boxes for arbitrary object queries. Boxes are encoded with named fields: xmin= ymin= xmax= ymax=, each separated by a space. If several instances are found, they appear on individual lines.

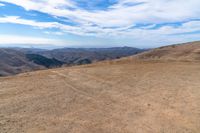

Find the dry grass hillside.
xmin=0 ymin=42 xmax=200 ymax=133
xmin=133 ymin=41 xmax=200 ymax=61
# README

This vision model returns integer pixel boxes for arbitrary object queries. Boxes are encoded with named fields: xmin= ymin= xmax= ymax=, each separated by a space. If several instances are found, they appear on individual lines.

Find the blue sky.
xmin=0 ymin=0 xmax=200 ymax=48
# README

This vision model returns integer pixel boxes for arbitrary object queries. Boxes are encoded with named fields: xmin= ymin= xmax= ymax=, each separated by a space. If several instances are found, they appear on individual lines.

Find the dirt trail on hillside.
xmin=0 ymin=61 xmax=200 ymax=133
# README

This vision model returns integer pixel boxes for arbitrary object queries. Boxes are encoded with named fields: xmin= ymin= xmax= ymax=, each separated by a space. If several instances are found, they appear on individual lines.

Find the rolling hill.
xmin=0 ymin=48 xmax=44 ymax=76
xmin=26 ymin=54 xmax=64 ymax=68
xmin=0 ymin=41 xmax=200 ymax=133
xmin=34 ymin=47 xmax=145 ymax=65
xmin=133 ymin=41 xmax=200 ymax=61
xmin=0 ymin=49 xmax=65 ymax=76
xmin=0 ymin=47 xmax=144 ymax=76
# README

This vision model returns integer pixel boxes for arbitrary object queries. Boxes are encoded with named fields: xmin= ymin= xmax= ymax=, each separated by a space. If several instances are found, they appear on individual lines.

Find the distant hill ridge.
xmin=26 ymin=54 xmax=64 ymax=68
xmin=1 ymin=41 xmax=199 ymax=76
xmin=0 ymin=48 xmax=44 ymax=76
xmin=0 ymin=47 xmax=144 ymax=76
xmin=34 ymin=47 xmax=144 ymax=65
xmin=133 ymin=41 xmax=200 ymax=61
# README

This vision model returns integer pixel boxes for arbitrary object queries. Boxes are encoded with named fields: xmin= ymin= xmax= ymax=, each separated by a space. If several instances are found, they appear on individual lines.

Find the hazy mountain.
xmin=0 ymin=48 xmax=44 ymax=76
xmin=26 ymin=54 xmax=64 ymax=68
xmin=0 ymin=47 xmax=145 ymax=76
xmin=35 ymin=47 xmax=145 ymax=65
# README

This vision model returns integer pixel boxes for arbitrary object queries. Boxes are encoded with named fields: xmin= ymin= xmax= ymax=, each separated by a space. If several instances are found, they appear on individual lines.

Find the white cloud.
xmin=0 ymin=15 xmax=200 ymax=38
xmin=0 ymin=16 xmax=57 ymax=29
xmin=1 ymin=0 xmax=200 ymax=27
xmin=0 ymin=16 xmax=89 ymax=36
xmin=1 ymin=1 xmax=200 ymax=27
xmin=0 ymin=2 xmax=4 ymax=6
xmin=0 ymin=0 xmax=199 ymax=47
xmin=44 ymin=31 xmax=64 ymax=35
xmin=0 ymin=35 xmax=67 ymax=46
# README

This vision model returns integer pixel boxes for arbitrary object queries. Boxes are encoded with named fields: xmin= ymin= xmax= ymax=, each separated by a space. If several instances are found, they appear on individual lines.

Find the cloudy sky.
xmin=0 ymin=0 xmax=200 ymax=48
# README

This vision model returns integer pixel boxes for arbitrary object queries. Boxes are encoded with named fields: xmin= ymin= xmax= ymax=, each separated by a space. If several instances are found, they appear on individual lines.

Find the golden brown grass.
xmin=0 ymin=59 xmax=200 ymax=133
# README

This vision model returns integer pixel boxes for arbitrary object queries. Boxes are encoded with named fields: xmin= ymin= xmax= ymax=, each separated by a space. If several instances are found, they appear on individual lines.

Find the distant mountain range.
xmin=0 ymin=47 xmax=145 ymax=76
